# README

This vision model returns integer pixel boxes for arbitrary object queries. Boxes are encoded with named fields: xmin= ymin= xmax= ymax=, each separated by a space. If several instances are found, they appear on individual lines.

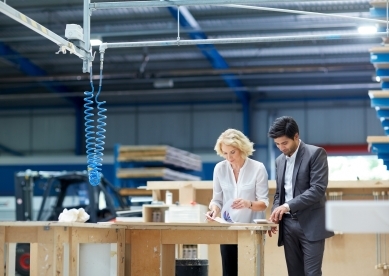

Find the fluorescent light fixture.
xmin=90 ymin=39 xmax=102 ymax=46
xmin=358 ymin=26 xmax=377 ymax=34
xmin=153 ymin=79 xmax=174 ymax=88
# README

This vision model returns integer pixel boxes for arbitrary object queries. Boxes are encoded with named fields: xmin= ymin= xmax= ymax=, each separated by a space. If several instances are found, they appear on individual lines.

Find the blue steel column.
xmin=167 ymin=7 xmax=251 ymax=136
xmin=267 ymin=112 xmax=276 ymax=179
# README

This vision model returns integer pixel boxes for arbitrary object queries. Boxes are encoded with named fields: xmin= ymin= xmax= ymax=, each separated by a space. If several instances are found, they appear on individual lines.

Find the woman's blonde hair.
xmin=214 ymin=128 xmax=255 ymax=159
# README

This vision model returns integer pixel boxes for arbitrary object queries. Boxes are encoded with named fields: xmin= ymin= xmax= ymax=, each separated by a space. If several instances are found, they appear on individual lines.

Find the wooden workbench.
xmin=0 ymin=221 xmax=275 ymax=276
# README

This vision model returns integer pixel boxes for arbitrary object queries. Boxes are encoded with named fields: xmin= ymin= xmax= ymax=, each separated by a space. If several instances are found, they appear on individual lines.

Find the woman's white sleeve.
xmin=256 ymin=164 xmax=269 ymax=207
xmin=209 ymin=165 xmax=223 ymax=210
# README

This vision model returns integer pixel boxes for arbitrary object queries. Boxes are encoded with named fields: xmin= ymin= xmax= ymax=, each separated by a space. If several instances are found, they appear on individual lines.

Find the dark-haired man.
xmin=267 ymin=116 xmax=334 ymax=276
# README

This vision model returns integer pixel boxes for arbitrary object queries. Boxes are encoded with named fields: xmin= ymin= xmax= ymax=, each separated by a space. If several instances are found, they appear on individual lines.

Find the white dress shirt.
xmin=284 ymin=140 xmax=301 ymax=204
xmin=209 ymin=158 xmax=269 ymax=222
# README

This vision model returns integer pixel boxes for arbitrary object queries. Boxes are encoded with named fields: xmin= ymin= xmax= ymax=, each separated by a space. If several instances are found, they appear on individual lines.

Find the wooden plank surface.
xmin=32 ymin=226 xmax=55 ymax=276
xmin=117 ymin=228 xmax=126 ymax=276
xmin=113 ymin=221 xmax=276 ymax=231
xmin=54 ymin=227 xmax=68 ymax=276
xmin=367 ymin=136 xmax=389 ymax=144
xmin=161 ymin=230 xmax=238 ymax=244
xmin=119 ymin=188 xmax=152 ymax=196
xmin=0 ymin=226 xmax=4 ymax=276
xmin=161 ymin=244 xmax=175 ymax=276
xmin=369 ymin=46 xmax=389 ymax=53
xmin=71 ymin=227 xmax=120 ymax=243
xmin=130 ymin=230 xmax=161 ymax=275
xmin=370 ymin=0 xmax=384 ymax=8
xmin=147 ymin=180 xmax=389 ymax=191
xmin=117 ymin=168 xmax=200 ymax=181
xmin=368 ymin=91 xmax=389 ymax=98
xmin=5 ymin=226 xmax=38 ymax=243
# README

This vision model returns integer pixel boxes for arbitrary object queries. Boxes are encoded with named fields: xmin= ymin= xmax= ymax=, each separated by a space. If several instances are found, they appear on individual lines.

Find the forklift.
xmin=14 ymin=170 xmax=142 ymax=275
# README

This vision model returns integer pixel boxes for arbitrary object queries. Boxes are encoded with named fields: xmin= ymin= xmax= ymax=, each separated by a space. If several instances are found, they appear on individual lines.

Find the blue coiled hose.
xmin=94 ymin=69 xmax=107 ymax=183
xmin=84 ymin=67 xmax=106 ymax=186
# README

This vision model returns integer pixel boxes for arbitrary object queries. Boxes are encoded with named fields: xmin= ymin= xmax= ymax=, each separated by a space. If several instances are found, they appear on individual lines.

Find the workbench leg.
xmin=161 ymin=244 xmax=175 ymax=276
xmin=54 ymin=226 xmax=69 ymax=276
xmin=30 ymin=227 xmax=55 ymax=276
xmin=116 ymin=228 xmax=126 ymax=276
xmin=5 ymin=243 xmax=15 ymax=276
xmin=69 ymin=229 xmax=79 ymax=276
xmin=0 ymin=227 xmax=4 ymax=276
xmin=238 ymin=230 xmax=264 ymax=276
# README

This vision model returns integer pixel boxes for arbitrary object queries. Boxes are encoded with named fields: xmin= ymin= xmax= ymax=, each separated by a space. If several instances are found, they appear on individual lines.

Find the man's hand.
xmin=269 ymin=205 xmax=289 ymax=223
xmin=267 ymin=226 xmax=278 ymax=237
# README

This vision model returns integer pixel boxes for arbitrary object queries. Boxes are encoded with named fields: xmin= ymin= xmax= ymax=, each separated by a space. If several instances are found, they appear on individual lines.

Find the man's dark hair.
xmin=268 ymin=116 xmax=299 ymax=139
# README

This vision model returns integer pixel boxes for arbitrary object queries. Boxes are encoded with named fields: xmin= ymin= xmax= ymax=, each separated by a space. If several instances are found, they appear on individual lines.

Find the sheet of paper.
xmin=204 ymin=213 xmax=234 ymax=224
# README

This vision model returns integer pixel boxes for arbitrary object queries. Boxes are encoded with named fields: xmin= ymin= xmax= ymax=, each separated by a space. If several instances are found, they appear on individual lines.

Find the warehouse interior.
xmin=0 ymin=0 xmax=389 ymax=275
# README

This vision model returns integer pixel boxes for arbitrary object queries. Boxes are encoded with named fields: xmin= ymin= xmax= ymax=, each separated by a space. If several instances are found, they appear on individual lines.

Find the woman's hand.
xmin=206 ymin=206 xmax=220 ymax=221
xmin=231 ymin=198 xmax=251 ymax=209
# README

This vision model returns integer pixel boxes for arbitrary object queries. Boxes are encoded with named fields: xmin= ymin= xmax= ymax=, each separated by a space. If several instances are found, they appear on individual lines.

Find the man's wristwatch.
xmin=249 ymin=201 xmax=253 ymax=209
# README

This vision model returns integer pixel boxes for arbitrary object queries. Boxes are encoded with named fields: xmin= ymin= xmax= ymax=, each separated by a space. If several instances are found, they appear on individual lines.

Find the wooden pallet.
xmin=118 ymin=145 xmax=202 ymax=171
xmin=117 ymin=167 xmax=200 ymax=181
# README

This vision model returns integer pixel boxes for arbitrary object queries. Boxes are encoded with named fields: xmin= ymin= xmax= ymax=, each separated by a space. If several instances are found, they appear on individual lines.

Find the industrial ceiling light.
xmin=90 ymin=38 xmax=102 ymax=46
xmin=153 ymin=79 xmax=174 ymax=88
xmin=358 ymin=26 xmax=377 ymax=35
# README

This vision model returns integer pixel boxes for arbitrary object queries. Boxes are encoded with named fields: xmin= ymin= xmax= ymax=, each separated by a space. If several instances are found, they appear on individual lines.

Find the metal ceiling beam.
xmin=0 ymin=83 xmax=378 ymax=101
xmin=101 ymin=32 xmax=385 ymax=49
xmin=0 ymin=2 xmax=87 ymax=61
xmin=0 ymin=69 xmax=374 ymax=84
xmin=90 ymin=0 xmax=357 ymax=10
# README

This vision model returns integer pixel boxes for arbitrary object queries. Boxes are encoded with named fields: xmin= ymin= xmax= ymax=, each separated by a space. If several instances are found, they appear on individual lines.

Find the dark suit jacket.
xmin=272 ymin=141 xmax=334 ymax=246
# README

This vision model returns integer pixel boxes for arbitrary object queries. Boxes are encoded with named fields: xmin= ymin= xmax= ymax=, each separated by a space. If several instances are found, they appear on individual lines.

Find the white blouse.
xmin=209 ymin=158 xmax=269 ymax=222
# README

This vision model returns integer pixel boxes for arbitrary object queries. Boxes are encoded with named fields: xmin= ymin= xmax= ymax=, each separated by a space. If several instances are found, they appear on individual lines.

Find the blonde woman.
xmin=206 ymin=128 xmax=269 ymax=276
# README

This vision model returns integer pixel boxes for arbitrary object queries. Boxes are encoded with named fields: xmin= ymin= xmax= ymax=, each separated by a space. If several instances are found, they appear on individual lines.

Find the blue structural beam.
xmin=167 ymin=7 xmax=251 ymax=136
xmin=381 ymin=82 xmax=389 ymax=90
xmin=370 ymin=97 xmax=389 ymax=108
xmin=370 ymin=143 xmax=389 ymax=153
xmin=370 ymin=7 xmax=387 ymax=18
xmin=370 ymin=53 xmax=389 ymax=64
xmin=381 ymin=119 xmax=389 ymax=129
xmin=378 ymin=153 xmax=389 ymax=160
xmin=376 ymin=69 xmax=389 ymax=77
xmin=0 ymin=143 xmax=23 ymax=156
xmin=0 ymin=41 xmax=84 ymax=155
xmin=0 ymin=42 xmax=81 ymax=105
xmin=376 ymin=109 xmax=389 ymax=118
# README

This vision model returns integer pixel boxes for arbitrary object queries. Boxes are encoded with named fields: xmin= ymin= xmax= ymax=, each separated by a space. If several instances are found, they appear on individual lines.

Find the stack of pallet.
xmin=116 ymin=145 xmax=202 ymax=181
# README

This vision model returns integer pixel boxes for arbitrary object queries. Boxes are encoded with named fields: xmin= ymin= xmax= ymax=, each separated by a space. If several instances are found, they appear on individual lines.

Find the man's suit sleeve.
xmin=288 ymin=147 xmax=328 ymax=213
xmin=272 ymin=160 xmax=280 ymax=212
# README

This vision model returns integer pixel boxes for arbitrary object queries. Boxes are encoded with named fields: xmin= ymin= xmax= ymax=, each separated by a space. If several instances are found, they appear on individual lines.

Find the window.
xmin=328 ymin=155 xmax=389 ymax=181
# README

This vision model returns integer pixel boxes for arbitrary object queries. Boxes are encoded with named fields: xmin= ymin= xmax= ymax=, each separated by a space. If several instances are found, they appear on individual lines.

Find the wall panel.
xmin=138 ymin=112 xmax=191 ymax=149
xmin=0 ymin=102 xmax=385 ymax=156
xmin=0 ymin=117 xmax=31 ymax=152
xmin=105 ymin=113 xmax=137 ymax=150
xmin=192 ymin=109 xmax=242 ymax=151
xmin=32 ymin=115 xmax=74 ymax=152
